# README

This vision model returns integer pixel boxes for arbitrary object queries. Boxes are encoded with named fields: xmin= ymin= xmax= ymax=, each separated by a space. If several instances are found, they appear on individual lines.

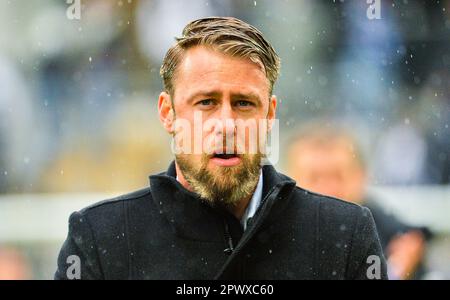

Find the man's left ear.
xmin=267 ymin=95 xmax=277 ymax=131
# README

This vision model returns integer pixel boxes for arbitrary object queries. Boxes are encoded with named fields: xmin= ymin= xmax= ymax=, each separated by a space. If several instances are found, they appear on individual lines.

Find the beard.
xmin=175 ymin=153 xmax=262 ymax=208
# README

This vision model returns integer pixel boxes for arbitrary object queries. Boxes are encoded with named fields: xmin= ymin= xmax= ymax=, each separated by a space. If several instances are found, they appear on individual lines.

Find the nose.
xmin=214 ymin=102 xmax=236 ymax=150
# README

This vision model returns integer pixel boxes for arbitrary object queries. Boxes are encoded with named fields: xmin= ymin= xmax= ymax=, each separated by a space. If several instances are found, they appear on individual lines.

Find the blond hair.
xmin=160 ymin=17 xmax=280 ymax=97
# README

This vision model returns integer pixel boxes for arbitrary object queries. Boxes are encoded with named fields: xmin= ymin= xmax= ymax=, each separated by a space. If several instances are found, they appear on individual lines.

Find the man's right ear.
xmin=158 ymin=92 xmax=175 ymax=134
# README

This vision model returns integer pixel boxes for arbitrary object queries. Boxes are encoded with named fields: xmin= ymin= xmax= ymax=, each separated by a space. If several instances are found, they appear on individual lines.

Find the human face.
xmin=158 ymin=46 xmax=277 ymax=206
xmin=287 ymin=139 xmax=366 ymax=204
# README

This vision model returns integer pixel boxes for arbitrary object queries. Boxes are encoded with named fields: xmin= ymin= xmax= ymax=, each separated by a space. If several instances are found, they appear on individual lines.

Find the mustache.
xmin=176 ymin=152 xmax=262 ymax=207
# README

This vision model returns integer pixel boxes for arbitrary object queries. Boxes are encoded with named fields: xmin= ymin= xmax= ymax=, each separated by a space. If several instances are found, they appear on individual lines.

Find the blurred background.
xmin=0 ymin=0 xmax=449 ymax=279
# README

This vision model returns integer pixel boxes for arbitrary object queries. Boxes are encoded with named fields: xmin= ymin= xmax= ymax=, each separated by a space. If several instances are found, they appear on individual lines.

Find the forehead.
xmin=173 ymin=46 xmax=269 ymax=98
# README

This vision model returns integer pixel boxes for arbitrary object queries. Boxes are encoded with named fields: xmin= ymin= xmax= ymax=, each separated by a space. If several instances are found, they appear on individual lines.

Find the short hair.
xmin=160 ymin=17 xmax=280 ymax=97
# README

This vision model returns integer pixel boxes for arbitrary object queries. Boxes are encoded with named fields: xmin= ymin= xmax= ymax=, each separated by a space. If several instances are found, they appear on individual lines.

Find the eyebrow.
xmin=186 ymin=90 xmax=263 ymax=106
xmin=186 ymin=91 xmax=221 ymax=104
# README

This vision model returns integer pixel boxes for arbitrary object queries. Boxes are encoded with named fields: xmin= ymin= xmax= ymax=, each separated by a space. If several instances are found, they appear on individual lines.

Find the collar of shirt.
xmin=176 ymin=170 xmax=264 ymax=231
xmin=240 ymin=171 xmax=263 ymax=231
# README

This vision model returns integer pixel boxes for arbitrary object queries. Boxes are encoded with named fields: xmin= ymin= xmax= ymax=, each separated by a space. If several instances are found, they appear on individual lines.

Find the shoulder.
xmin=69 ymin=187 xmax=153 ymax=233
xmin=78 ymin=187 xmax=152 ymax=216
xmin=291 ymin=185 xmax=370 ymax=221
xmin=289 ymin=186 xmax=377 ymax=243
xmin=58 ymin=188 xmax=153 ymax=280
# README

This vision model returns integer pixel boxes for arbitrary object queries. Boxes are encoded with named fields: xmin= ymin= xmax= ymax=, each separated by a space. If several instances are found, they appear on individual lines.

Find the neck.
xmin=175 ymin=162 xmax=257 ymax=220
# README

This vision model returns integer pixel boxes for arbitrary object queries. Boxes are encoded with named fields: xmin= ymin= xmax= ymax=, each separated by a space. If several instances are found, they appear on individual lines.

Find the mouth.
xmin=210 ymin=153 xmax=242 ymax=167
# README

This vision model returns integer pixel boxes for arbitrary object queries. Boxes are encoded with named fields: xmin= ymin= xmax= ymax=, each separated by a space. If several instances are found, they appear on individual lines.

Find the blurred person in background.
xmin=0 ymin=247 xmax=32 ymax=280
xmin=285 ymin=122 xmax=432 ymax=280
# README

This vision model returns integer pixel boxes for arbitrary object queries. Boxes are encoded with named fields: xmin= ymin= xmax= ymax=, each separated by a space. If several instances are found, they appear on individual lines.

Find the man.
xmin=286 ymin=123 xmax=430 ymax=279
xmin=55 ymin=17 xmax=387 ymax=280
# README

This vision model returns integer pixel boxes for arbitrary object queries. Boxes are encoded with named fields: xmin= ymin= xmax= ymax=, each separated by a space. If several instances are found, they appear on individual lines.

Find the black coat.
xmin=55 ymin=162 xmax=387 ymax=280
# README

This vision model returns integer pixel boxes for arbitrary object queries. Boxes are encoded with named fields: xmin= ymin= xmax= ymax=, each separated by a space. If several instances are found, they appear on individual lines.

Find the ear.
xmin=158 ymin=92 xmax=175 ymax=134
xmin=267 ymin=95 xmax=277 ymax=131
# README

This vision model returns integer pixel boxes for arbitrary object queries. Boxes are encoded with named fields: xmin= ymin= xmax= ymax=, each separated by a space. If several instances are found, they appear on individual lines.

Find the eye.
xmin=197 ymin=99 xmax=214 ymax=106
xmin=236 ymin=100 xmax=254 ymax=107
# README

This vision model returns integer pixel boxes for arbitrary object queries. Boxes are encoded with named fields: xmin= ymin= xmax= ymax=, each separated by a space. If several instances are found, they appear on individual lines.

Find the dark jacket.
xmin=55 ymin=162 xmax=387 ymax=280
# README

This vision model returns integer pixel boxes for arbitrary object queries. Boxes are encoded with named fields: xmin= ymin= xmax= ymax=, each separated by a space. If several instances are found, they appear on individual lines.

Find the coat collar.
xmin=148 ymin=161 xmax=296 ymax=242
